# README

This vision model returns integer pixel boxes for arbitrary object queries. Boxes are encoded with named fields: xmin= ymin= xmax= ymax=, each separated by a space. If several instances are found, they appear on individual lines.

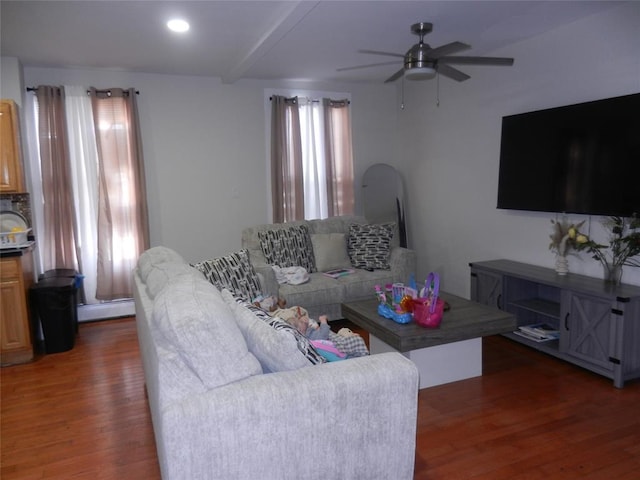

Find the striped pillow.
xmin=348 ymin=223 xmax=395 ymax=270
xmin=258 ymin=225 xmax=316 ymax=272
xmin=191 ymin=249 xmax=262 ymax=301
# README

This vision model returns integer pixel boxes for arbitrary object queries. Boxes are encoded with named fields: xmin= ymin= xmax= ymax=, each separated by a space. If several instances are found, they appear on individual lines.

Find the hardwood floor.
xmin=1 ymin=317 xmax=639 ymax=479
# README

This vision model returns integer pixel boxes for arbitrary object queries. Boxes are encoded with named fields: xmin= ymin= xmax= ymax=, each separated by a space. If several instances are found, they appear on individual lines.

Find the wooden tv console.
xmin=469 ymin=259 xmax=640 ymax=388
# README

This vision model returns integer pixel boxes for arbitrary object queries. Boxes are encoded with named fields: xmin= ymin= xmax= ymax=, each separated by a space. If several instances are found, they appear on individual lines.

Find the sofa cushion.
xmin=138 ymin=246 xmax=185 ymax=281
xmin=311 ymin=233 xmax=351 ymax=272
xmin=347 ymin=223 xmax=395 ymax=270
xmin=258 ymin=225 xmax=316 ymax=273
xmin=338 ymin=268 xmax=396 ymax=299
xmin=191 ymin=249 xmax=262 ymax=301
xmin=225 ymin=293 xmax=326 ymax=366
xmin=145 ymin=263 xmax=204 ymax=299
xmin=221 ymin=289 xmax=314 ymax=372
xmin=152 ymin=274 xmax=262 ymax=389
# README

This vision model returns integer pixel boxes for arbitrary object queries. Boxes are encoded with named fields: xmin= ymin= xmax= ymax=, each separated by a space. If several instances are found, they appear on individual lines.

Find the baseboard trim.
xmin=78 ymin=300 xmax=135 ymax=322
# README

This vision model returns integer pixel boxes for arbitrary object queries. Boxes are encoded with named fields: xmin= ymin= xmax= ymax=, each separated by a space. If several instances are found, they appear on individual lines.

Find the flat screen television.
xmin=497 ymin=93 xmax=640 ymax=217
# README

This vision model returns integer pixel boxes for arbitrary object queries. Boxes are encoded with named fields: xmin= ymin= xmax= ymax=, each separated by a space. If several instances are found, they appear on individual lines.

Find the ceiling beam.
xmin=221 ymin=1 xmax=319 ymax=84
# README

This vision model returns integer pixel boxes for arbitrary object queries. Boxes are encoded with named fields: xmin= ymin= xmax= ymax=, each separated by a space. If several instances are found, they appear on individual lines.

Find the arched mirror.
xmin=362 ymin=163 xmax=407 ymax=247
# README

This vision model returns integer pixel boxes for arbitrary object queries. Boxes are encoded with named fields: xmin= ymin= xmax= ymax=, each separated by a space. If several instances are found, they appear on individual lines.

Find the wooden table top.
xmin=341 ymin=292 xmax=516 ymax=352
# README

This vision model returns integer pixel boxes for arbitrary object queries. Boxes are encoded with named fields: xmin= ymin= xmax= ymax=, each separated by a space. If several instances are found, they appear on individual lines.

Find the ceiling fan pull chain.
xmin=401 ymin=76 xmax=405 ymax=110
xmin=436 ymin=72 xmax=440 ymax=107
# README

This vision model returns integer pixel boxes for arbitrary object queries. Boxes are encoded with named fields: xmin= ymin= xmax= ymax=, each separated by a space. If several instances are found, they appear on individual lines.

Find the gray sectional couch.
xmin=242 ymin=215 xmax=416 ymax=320
xmin=133 ymin=246 xmax=420 ymax=480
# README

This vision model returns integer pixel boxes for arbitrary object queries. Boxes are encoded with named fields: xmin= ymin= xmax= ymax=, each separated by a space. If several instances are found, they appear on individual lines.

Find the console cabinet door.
xmin=560 ymin=291 xmax=615 ymax=373
xmin=470 ymin=269 xmax=503 ymax=309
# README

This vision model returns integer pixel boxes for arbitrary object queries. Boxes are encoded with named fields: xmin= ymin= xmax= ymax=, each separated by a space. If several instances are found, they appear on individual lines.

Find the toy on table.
xmin=374 ymin=284 xmax=413 ymax=324
xmin=413 ymin=272 xmax=445 ymax=328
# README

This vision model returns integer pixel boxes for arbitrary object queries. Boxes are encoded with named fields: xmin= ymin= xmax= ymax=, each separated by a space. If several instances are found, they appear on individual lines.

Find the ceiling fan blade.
xmin=337 ymin=61 xmax=401 ymax=72
xmin=427 ymin=41 xmax=471 ymax=59
xmin=439 ymin=56 xmax=514 ymax=66
xmin=359 ymin=49 xmax=405 ymax=58
xmin=384 ymin=68 xmax=405 ymax=83
xmin=436 ymin=63 xmax=470 ymax=82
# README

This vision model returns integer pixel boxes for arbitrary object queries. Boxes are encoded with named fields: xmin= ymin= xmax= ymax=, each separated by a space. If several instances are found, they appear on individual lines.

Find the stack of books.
xmin=513 ymin=323 xmax=560 ymax=342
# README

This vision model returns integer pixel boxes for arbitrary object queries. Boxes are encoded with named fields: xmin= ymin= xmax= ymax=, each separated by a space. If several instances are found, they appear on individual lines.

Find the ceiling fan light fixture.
xmin=404 ymin=42 xmax=436 ymax=80
xmin=404 ymin=65 xmax=436 ymax=80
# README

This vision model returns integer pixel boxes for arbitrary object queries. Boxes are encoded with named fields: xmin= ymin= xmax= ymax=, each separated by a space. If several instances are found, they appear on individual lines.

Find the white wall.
xmin=21 ymin=67 xmax=396 ymax=262
xmin=0 ymin=56 xmax=24 ymax=104
xmin=396 ymin=2 xmax=640 ymax=295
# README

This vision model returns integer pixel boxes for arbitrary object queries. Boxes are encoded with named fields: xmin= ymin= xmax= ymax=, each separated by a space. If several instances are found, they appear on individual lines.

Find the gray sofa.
xmin=242 ymin=215 xmax=416 ymax=320
xmin=133 ymin=246 xmax=419 ymax=480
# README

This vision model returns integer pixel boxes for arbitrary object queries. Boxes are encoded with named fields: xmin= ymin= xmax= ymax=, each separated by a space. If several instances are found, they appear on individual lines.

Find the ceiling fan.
xmin=337 ymin=22 xmax=514 ymax=83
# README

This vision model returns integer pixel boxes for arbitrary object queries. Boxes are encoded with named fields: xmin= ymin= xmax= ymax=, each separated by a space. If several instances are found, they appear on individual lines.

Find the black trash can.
xmin=38 ymin=269 xmax=82 ymax=333
xmin=30 ymin=277 xmax=77 ymax=353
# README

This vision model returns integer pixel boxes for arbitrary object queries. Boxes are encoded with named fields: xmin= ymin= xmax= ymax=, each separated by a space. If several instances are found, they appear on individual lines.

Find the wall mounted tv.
xmin=497 ymin=93 xmax=640 ymax=217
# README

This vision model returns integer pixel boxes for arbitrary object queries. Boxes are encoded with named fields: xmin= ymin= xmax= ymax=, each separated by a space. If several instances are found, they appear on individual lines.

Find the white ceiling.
xmin=0 ymin=1 xmax=625 ymax=84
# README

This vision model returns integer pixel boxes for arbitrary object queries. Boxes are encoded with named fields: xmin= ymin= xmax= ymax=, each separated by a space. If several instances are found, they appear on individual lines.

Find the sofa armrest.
xmin=390 ymin=246 xmax=417 ymax=283
xmin=158 ymin=352 xmax=419 ymax=480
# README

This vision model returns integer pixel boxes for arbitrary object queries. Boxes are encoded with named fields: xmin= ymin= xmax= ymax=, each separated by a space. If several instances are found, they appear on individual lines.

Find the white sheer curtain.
xmin=23 ymin=94 xmax=45 ymax=275
xmin=64 ymin=86 xmax=99 ymax=304
xmin=270 ymin=92 xmax=354 ymax=222
xmin=25 ymin=85 xmax=148 ymax=306
xmin=298 ymin=98 xmax=329 ymax=220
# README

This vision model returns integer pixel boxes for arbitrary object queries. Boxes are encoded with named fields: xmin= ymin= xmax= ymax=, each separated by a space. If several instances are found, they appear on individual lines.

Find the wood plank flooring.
xmin=1 ymin=317 xmax=639 ymax=479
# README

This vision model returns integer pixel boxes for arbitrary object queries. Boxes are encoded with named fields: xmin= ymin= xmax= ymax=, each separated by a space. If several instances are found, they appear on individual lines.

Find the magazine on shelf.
xmin=513 ymin=330 xmax=556 ymax=343
xmin=323 ymin=268 xmax=355 ymax=279
xmin=514 ymin=323 xmax=559 ymax=342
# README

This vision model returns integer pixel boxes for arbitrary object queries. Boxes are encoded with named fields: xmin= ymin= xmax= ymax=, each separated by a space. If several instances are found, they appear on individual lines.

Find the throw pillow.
xmin=310 ymin=233 xmax=351 ymax=272
xmin=145 ymin=263 xmax=204 ymax=299
xmin=347 ymin=222 xmax=395 ymax=270
xmin=227 ymin=294 xmax=326 ymax=366
xmin=258 ymin=225 xmax=316 ymax=273
xmin=137 ymin=246 xmax=185 ymax=281
xmin=221 ymin=289 xmax=312 ymax=372
xmin=191 ymin=249 xmax=262 ymax=301
xmin=152 ymin=275 xmax=263 ymax=390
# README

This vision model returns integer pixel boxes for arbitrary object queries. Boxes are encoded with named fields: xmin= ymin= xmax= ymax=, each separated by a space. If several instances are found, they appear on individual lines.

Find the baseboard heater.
xmin=78 ymin=299 xmax=135 ymax=322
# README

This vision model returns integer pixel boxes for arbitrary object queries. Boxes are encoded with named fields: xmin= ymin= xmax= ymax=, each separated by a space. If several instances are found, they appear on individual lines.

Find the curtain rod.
xmin=269 ymin=96 xmax=350 ymax=105
xmin=26 ymin=87 xmax=140 ymax=95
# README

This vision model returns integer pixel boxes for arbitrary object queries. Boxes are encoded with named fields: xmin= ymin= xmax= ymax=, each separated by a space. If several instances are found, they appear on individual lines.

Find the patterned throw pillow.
xmin=347 ymin=223 xmax=395 ymax=270
xmin=191 ymin=249 xmax=262 ymax=301
xmin=220 ymin=289 xmax=315 ymax=372
xmin=231 ymin=296 xmax=326 ymax=366
xmin=258 ymin=225 xmax=316 ymax=272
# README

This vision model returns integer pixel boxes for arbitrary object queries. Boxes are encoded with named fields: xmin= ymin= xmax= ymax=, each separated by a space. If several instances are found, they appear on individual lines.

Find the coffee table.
xmin=341 ymin=292 xmax=516 ymax=388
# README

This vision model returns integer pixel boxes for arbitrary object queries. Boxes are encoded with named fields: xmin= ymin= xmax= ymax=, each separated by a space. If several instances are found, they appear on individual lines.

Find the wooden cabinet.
xmin=470 ymin=259 xmax=640 ymax=388
xmin=0 ymin=99 xmax=25 ymax=193
xmin=1 ymin=251 xmax=34 ymax=365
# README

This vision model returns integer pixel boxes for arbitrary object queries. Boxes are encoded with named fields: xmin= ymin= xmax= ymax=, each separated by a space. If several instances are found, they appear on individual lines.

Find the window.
xmin=25 ymin=86 xmax=149 ymax=304
xmin=269 ymin=92 xmax=354 ymax=222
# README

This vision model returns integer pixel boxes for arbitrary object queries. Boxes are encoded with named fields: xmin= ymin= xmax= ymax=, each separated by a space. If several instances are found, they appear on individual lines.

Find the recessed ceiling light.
xmin=167 ymin=18 xmax=190 ymax=33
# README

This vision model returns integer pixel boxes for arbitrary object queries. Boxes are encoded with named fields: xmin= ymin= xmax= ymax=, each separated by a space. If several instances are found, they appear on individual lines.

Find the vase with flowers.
xmin=572 ymin=214 xmax=640 ymax=285
xmin=548 ymin=217 xmax=585 ymax=275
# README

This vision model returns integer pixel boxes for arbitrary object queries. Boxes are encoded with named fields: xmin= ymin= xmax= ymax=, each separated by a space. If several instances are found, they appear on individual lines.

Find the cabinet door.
xmin=0 ymin=256 xmax=33 ymax=365
xmin=470 ymin=269 xmax=503 ymax=309
xmin=0 ymin=100 xmax=25 ymax=193
xmin=560 ymin=291 xmax=615 ymax=372
xmin=0 ymin=278 xmax=31 ymax=351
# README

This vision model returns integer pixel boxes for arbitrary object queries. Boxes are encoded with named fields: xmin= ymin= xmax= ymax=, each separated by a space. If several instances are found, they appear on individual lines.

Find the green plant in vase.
xmin=573 ymin=214 xmax=640 ymax=285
